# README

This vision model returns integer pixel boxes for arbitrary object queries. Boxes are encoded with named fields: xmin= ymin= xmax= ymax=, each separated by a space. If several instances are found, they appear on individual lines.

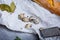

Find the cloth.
xmin=0 ymin=24 xmax=39 ymax=40
xmin=0 ymin=0 xmax=60 ymax=40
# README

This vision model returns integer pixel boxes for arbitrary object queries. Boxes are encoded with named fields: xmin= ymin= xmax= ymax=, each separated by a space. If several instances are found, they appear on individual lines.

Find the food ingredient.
xmin=0 ymin=2 xmax=16 ymax=13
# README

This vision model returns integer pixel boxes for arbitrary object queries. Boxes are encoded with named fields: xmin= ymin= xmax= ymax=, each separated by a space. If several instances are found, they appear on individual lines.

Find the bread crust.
xmin=32 ymin=0 xmax=60 ymax=16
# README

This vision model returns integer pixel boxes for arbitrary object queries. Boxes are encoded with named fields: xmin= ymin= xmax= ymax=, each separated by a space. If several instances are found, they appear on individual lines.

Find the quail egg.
xmin=22 ymin=17 xmax=29 ymax=22
xmin=25 ymin=24 xmax=32 ymax=29
xmin=29 ymin=16 xmax=40 ymax=24
xmin=18 ymin=13 xmax=25 ymax=19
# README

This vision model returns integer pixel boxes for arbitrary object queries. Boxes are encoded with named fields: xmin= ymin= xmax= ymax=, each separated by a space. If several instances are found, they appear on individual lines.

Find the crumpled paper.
xmin=0 ymin=0 xmax=60 ymax=39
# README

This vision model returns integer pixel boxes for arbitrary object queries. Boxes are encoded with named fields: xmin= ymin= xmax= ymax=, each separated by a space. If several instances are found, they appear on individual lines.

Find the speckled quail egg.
xmin=29 ymin=16 xmax=35 ymax=22
xmin=33 ymin=19 xmax=40 ymax=24
xmin=29 ymin=16 xmax=40 ymax=24
xmin=18 ymin=13 xmax=25 ymax=19
xmin=25 ymin=24 xmax=32 ymax=29
xmin=22 ymin=17 xmax=29 ymax=22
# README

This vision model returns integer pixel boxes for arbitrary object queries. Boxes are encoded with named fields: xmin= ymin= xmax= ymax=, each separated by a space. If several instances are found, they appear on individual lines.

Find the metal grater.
xmin=39 ymin=27 xmax=60 ymax=38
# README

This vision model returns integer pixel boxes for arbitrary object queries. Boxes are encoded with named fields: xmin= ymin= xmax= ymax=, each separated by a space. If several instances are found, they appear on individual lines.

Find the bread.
xmin=32 ymin=0 xmax=60 ymax=16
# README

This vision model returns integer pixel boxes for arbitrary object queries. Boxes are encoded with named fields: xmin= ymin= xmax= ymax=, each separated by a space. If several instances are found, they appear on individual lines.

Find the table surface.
xmin=0 ymin=25 xmax=39 ymax=40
